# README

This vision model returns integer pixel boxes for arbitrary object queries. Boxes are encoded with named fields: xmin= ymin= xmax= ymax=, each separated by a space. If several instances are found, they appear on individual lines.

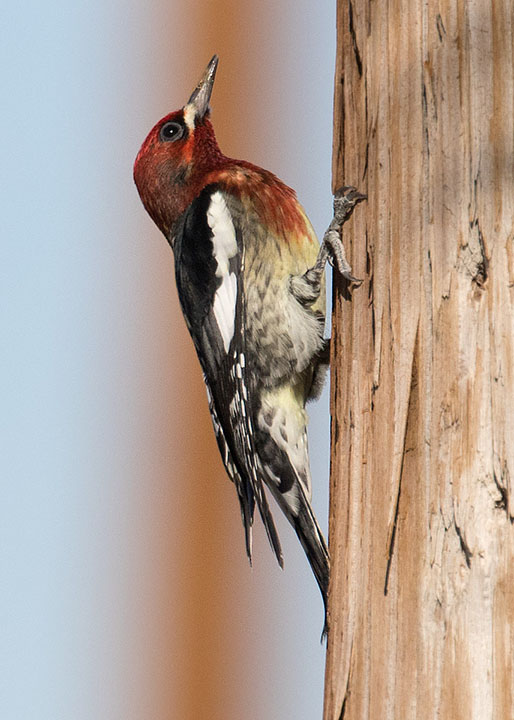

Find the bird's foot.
xmin=323 ymin=185 xmax=366 ymax=285
xmin=289 ymin=186 xmax=366 ymax=305
xmin=332 ymin=185 xmax=367 ymax=226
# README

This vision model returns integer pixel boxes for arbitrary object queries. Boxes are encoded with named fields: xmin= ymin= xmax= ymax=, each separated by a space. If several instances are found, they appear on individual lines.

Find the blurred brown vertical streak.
xmin=157 ymin=2 xmax=256 ymax=719
xmin=324 ymin=1 xmax=514 ymax=719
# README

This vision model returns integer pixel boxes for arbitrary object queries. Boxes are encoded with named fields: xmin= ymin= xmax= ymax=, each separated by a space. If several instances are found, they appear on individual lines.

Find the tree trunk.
xmin=324 ymin=2 xmax=514 ymax=719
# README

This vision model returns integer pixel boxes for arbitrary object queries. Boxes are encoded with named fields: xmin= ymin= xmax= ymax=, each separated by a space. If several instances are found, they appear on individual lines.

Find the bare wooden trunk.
xmin=324 ymin=2 xmax=514 ymax=718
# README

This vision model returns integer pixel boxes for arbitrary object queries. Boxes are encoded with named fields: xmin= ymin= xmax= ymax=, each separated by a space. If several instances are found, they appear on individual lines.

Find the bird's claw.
xmin=291 ymin=185 xmax=365 ymax=303
xmin=333 ymin=185 xmax=367 ymax=226
xmin=324 ymin=186 xmax=366 ymax=285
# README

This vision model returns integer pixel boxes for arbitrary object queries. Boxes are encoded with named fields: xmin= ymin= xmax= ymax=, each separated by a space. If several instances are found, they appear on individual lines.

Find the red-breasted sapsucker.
xmin=134 ymin=56 xmax=363 ymax=620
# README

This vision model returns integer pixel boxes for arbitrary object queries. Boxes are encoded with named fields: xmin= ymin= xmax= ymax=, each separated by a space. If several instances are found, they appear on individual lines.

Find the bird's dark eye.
xmin=160 ymin=121 xmax=184 ymax=142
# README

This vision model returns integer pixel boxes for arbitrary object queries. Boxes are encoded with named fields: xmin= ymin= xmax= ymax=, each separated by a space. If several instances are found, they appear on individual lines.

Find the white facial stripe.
xmin=207 ymin=192 xmax=238 ymax=352
xmin=183 ymin=103 xmax=196 ymax=131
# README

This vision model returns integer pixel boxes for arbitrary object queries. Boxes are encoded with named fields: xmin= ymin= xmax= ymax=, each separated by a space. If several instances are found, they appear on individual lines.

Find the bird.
xmin=133 ymin=55 xmax=364 ymax=622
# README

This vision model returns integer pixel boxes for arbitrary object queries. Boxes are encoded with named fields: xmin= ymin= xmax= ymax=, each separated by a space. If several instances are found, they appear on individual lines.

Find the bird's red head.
xmin=134 ymin=55 xmax=226 ymax=238
xmin=135 ymin=55 xmax=312 ymax=244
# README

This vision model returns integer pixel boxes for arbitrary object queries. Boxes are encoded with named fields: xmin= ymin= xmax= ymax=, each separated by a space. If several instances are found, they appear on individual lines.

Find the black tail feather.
xmin=292 ymin=497 xmax=330 ymax=640
xmin=235 ymin=474 xmax=255 ymax=562
xmin=292 ymin=496 xmax=329 ymax=607
xmin=265 ymin=479 xmax=330 ymax=635
xmin=254 ymin=481 xmax=284 ymax=568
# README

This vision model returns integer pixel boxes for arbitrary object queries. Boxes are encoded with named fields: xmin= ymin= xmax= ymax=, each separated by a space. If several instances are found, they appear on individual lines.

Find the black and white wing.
xmin=171 ymin=183 xmax=283 ymax=565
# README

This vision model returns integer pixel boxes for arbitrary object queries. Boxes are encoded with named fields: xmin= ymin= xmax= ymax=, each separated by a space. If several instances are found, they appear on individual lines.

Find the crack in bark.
xmin=363 ymin=77 xmax=369 ymax=180
xmin=422 ymin=80 xmax=430 ymax=159
xmin=454 ymin=519 xmax=473 ymax=568
xmin=436 ymin=13 xmax=446 ymax=42
xmin=348 ymin=0 xmax=362 ymax=77
xmin=473 ymin=219 xmax=488 ymax=286
xmin=337 ymin=640 xmax=353 ymax=719
xmin=384 ymin=467 xmax=402 ymax=596
xmin=464 ymin=216 xmax=488 ymax=287
xmin=463 ymin=172 xmax=489 ymax=287
xmin=362 ymin=140 xmax=369 ymax=181
xmin=493 ymin=463 xmax=513 ymax=523
xmin=385 ymin=323 xmax=419 ymax=595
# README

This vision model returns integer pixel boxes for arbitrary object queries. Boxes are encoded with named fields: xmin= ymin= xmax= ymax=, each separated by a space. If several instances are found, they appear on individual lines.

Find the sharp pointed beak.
xmin=186 ymin=55 xmax=219 ymax=121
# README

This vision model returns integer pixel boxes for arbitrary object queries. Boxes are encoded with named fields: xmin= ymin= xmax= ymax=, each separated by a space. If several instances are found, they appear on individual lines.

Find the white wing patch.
xmin=207 ymin=191 xmax=238 ymax=352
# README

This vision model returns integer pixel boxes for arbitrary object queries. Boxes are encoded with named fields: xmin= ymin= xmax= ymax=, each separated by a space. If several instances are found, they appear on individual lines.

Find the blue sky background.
xmin=1 ymin=2 xmax=336 ymax=718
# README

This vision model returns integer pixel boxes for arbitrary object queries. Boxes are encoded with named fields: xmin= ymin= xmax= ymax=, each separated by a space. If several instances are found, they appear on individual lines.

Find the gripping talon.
xmin=291 ymin=185 xmax=366 ymax=301
xmin=333 ymin=185 xmax=367 ymax=225
xmin=324 ymin=186 xmax=366 ymax=284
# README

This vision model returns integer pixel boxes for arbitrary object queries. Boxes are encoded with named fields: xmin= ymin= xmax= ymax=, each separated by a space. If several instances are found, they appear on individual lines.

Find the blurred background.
xmin=1 ymin=1 xmax=335 ymax=718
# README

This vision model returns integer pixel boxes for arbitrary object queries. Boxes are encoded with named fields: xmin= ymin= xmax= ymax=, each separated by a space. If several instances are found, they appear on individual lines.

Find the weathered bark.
xmin=324 ymin=2 xmax=514 ymax=719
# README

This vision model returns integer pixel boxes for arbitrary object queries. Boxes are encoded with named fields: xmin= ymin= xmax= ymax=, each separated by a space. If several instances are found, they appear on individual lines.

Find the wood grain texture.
xmin=324 ymin=1 xmax=514 ymax=718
